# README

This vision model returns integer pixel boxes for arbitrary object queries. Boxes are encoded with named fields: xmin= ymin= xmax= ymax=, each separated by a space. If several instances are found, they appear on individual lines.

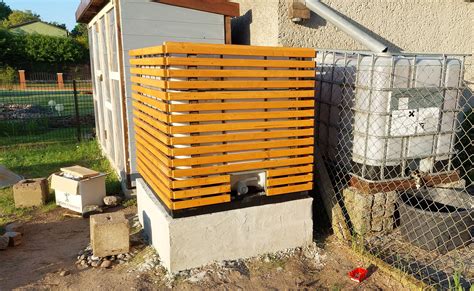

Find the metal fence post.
xmin=73 ymin=80 xmax=81 ymax=142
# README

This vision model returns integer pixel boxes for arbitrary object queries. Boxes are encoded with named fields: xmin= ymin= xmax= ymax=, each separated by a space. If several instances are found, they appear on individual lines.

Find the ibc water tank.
xmin=316 ymin=51 xmax=466 ymax=182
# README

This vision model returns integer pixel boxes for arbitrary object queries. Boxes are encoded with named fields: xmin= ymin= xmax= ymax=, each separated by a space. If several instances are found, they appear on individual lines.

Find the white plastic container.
xmin=316 ymin=51 xmax=466 ymax=181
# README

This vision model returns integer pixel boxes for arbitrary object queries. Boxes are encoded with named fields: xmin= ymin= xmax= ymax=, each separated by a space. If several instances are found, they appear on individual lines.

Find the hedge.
xmin=0 ymin=28 xmax=89 ymax=68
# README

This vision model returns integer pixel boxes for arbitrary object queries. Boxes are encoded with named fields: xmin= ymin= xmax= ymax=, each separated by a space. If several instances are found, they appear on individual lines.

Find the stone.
xmin=90 ymin=212 xmax=130 ymax=258
xmin=371 ymin=217 xmax=384 ymax=232
xmin=103 ymin=196 xmax=122 ymax=207
xmin=0 ymin=234 xmax=9 ymax=250
xmin=13 ymin=178 xmax=48 ymax=208
xmin=91 ymin=260 xmax=101 ymax=268
xmin=5 ymin=222 xmax=24 ymax=233
xmin=60 ymin=270 xmax=70 ymax=276
xmin=82 ymin=205 xmax=103 ymax=218
xmin=5 ymin=232 xmax=22 ymax=247
xmin=100 ymin=260 xmax=112 ymax=268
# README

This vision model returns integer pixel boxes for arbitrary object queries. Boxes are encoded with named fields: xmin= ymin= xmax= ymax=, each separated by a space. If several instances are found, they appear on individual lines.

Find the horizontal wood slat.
xmin=130 ymin=42 xmax=316 ymax=210
xmin=132 ymin=67 xmax=315 ymax=78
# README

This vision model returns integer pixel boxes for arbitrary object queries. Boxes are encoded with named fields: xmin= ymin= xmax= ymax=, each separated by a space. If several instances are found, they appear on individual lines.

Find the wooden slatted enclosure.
xmin=129 ymin=42 xmax=316 ymax=212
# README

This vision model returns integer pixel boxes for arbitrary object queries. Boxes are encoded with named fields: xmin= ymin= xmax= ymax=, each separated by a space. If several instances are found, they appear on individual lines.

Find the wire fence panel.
xmin=315 ymin=50 xmax=473 ymax=289
xmin=0 ymin=79 xmax=95 ymax=146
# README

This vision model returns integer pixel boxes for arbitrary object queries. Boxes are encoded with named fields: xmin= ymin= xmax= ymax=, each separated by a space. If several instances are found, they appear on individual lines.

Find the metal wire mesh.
xmin=0 ymin=79 xmax=95 ymax=146
xmin=315 ymin=50 xmax=473 ymax=288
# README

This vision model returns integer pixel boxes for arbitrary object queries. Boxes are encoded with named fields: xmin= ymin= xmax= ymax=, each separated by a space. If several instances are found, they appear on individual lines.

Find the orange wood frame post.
xmin=57 ymin=73 xmax=65 ymax=89
xmin=18 ymin=70 xmax=26 ymax=90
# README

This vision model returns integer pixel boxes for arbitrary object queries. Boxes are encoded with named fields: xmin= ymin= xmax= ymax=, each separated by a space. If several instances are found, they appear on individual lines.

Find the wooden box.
xmin=129 ymin=42 xmax=316 ymax=213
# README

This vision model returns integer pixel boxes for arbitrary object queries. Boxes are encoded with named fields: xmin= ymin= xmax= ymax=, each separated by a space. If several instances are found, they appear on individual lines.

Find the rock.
xmin=5 ymin=232 xmax=22 ymax=247
xmin=5 ymin=222 xmax=24 ymax=234
xmin=91 ymin=260 xmax=101 ymax=268
xmin=0 ymin=234 xmax=9 ymax=250
xmin=82 ymin=205 xmax=103 ymax=218
xmin=100 ymin=260 xmax=112 ymax=268
xmin=60 ymin=270 xmax=70 ymax=276
xmin=103 ymin=196 xmax=122 ymax=207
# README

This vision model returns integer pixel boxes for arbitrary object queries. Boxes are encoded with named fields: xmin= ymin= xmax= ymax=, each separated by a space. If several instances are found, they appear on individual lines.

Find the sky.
xmin=3 ymin=0 xmax=81 ymax=30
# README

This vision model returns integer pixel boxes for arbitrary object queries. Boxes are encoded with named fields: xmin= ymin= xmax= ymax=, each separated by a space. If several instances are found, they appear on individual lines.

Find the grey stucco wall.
xmin=232 ymin=0 xmax=473 ymax=82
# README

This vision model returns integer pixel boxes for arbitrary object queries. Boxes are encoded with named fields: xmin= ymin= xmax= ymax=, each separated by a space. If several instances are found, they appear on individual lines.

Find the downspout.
xmin=304 ymin=0 xmax=388 ymax=53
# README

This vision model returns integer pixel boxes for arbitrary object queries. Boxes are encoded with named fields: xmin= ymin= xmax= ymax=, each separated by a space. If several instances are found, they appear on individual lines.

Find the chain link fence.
xmin=315 ymin=50 xmax=473 ymax=288
xmin=0 ymin=79 xmax=95 ymax=146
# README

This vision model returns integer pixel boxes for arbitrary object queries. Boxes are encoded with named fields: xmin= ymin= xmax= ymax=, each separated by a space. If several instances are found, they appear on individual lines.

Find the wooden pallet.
xmin=129 ymin=42 xmax=316 ymax=210
xmin=349 ymin=171 xmax=461 ymax=194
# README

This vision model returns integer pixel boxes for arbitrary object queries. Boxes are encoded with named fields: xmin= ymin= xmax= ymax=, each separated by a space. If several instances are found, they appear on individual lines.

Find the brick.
xmin=5 ymin=232 xmax=22 ymax=247
xmin=90 ymin=212 xmax=129 ymax=257
xmin=13 ymin=178 xmax=48 ymax=208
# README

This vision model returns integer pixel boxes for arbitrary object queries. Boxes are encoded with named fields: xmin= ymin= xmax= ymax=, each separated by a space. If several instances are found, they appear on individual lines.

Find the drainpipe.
xmin=304 ymin=0 xmax=388 ymax=53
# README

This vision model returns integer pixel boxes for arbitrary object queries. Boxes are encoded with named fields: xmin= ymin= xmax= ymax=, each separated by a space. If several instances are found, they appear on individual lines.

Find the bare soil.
xmin=0 ymin=206 xmax=405 ymax=290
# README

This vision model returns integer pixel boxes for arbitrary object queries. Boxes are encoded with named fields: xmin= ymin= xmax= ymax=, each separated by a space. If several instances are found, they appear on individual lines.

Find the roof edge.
xmin=76 ymin=0 xmax=240 ymax=24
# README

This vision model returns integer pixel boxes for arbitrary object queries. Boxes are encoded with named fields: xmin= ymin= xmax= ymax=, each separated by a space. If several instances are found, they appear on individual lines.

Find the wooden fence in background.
xmin=129 ymin=42 xmax=316 ymax=211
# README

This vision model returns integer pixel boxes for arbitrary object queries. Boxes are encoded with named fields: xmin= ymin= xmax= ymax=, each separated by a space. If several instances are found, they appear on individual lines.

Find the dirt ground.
xmin=0 ymin=206 xmax=406 ymax=290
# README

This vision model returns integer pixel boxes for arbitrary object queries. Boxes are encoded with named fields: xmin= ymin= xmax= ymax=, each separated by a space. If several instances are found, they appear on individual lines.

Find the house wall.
xmin=118 ymin=0 xmax=226 ymax=180
xmin=232 ymin=0 xmax=473 ymax=82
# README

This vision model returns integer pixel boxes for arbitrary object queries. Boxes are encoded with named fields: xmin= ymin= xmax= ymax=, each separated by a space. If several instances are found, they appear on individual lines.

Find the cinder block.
xmin=13 ymin=178 xmax=48 ymax=208
xmin=90 ymin=212 xmax=130 ymax=257
xmin=137 ymin=178 xmax=313 ymax=273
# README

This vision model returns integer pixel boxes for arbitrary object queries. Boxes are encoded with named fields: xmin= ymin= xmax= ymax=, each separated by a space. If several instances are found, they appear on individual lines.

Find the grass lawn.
xmin=0 ymin=140 xmax=122 ymax=226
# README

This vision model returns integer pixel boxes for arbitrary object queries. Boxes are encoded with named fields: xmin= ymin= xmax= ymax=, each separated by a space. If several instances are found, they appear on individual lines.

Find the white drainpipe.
xmin=305 ymin=0 xmax=389 ymax=53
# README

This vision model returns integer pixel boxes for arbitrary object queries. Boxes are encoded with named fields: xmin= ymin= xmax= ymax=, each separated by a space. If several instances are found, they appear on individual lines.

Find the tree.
xmin=71 ymin=23 xmax=87 ymax=38
xmin=0 ymin=2 xmax=12 ymax=21
xmin=2 ymin=10 xmax=40 ymax=28
xmin=71 ymin=23 xmax=89 ymax=48
xmin=48 ymin=21 xmax=67 ymax=30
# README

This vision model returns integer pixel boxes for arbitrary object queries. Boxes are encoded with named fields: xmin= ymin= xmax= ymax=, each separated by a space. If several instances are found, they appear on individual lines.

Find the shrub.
xmin=0 ymin=65 xmax=16 ymax=88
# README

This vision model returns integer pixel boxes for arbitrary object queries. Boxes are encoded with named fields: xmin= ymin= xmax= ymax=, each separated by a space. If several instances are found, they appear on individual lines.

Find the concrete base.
xmin=136 ymin=178 xmax=313 ymax=273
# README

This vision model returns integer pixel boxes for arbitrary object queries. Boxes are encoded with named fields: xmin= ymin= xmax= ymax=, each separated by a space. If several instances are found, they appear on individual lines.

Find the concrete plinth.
xmin=136 ymin=178 xmax=313 ymax=273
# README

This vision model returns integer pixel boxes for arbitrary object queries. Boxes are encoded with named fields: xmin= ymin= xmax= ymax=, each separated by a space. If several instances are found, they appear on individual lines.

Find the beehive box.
xmin=129 ymin=42 xmax=316 ymax=213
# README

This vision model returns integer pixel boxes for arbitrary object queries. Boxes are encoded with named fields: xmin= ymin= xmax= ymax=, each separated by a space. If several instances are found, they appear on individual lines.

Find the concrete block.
xmin=13 ymin=178 xmax=48 ymax=208
xmin=137 ymin=178 xmax=313 ymax=273
xmin=90 ymin=212 xmax=130 ymax=257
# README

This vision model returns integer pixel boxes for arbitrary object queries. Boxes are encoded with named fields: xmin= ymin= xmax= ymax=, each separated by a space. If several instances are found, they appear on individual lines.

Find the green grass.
xmin=0 ymin=140 xmax=121 ymax=225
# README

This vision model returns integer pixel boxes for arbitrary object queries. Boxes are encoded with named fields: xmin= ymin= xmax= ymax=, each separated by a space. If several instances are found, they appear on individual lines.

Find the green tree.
xmin=2 ymin=10 xmax=40 ymax=28
xmin=0 ymin=2 xmax=12 ymax=21
xmin=71 ymin=23 xmax=89 ymax=48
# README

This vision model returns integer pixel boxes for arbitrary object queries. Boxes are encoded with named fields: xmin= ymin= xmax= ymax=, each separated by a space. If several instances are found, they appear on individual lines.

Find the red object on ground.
xmin=348 ymin=268 xmax=368 ymax=283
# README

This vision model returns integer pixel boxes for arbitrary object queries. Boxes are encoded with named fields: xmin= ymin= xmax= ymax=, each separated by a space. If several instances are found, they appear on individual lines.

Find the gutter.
xmin=304 ymin=0 xmax=388 ymax=53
